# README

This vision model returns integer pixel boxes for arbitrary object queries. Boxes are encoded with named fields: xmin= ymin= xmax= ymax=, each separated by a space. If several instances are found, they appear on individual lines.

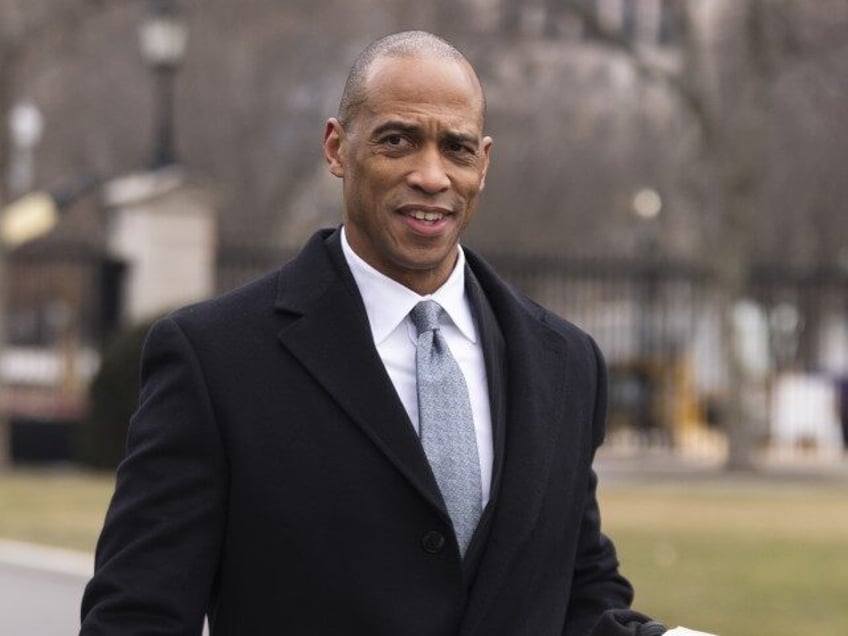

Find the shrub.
xmin=77 ymin=317 xmax=159 ymax=469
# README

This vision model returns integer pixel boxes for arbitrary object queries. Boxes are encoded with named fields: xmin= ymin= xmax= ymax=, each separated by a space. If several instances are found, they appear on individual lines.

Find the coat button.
xmin=421 ymin=530 xmax=446 ymax=554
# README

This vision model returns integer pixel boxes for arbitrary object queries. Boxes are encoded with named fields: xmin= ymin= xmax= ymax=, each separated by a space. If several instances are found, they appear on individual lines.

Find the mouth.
xmin=399 ymin=205 xmax=453 ymax=225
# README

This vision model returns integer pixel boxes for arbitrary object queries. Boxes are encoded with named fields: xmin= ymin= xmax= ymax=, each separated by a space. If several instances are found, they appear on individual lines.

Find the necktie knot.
xmin=410 ymin=300 xmax=443 ymax=336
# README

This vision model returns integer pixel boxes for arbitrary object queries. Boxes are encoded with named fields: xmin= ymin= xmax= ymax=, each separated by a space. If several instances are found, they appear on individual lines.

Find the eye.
xmin=445 ymin=136 xmax=476 ymax=153
xmin=445 ymin=140 xmax=476 ymax=159
xmin=376 ymin=133 xmax=415 ymax=154
xmin=379 ymin=133 xmax=413 ymax=149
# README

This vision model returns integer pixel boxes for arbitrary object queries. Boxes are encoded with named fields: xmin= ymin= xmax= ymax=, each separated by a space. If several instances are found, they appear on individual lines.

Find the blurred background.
xmin=0 ymin=1 xmax=846 ymax=635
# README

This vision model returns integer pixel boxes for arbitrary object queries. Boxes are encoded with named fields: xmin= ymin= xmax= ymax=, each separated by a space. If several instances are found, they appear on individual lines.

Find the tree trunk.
xmin=717 ymin=252 xmax=759 ymax=471
xmin=501 ymin=0 xmax=522 ymax=35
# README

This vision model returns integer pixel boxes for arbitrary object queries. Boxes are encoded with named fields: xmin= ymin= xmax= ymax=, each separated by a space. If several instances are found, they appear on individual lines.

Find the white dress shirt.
xmin=341 ymin=227 xmax=493 ymax=506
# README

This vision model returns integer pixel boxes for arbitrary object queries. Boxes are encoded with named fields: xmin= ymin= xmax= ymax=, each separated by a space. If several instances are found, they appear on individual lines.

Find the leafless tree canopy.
xmin=1 ymin=0 xmax=846 ymax=267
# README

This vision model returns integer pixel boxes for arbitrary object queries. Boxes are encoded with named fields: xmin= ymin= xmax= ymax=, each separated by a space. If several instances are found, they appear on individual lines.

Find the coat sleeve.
xmin=563 ymin=337 xmax=636 ymax=636
xmin=80 ymin=316 xmax=228 ymax=635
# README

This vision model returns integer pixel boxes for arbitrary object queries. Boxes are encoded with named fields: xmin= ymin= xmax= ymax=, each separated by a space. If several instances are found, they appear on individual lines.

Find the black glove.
xmin=589 ymin=609 xmax=667 ymax=636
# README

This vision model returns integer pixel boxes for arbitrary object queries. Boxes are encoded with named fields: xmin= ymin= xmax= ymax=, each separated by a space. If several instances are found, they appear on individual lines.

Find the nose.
xmin=407 ymin=147 xmax=451 ymax=194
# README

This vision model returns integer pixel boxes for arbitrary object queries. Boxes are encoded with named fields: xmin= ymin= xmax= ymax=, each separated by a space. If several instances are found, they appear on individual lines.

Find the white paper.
xmin=665 ymin=628 xmax=718 ymax=636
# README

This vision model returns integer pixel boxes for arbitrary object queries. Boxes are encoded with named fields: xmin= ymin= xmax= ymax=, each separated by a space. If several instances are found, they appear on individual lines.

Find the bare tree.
xmin=545 ymin=0 xmax=848 ymax=469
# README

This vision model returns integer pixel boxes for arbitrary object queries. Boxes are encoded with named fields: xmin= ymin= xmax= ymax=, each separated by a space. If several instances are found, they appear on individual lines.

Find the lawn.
xmin=599 ymin=478 xmax=848 ymax=636
xmin=1 ymin=469 xmax=847 ymax=635
xmin=0 ymin=470 xmax=114 ymax=553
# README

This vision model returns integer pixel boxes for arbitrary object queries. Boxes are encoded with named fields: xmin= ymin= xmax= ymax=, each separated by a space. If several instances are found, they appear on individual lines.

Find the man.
xmin=81 ymin=31 xmax=658 ymax=635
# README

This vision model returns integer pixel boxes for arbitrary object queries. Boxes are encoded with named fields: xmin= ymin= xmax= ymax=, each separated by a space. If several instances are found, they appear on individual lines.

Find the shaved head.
xmin=338 ymin=30 xmax=486 ymax=130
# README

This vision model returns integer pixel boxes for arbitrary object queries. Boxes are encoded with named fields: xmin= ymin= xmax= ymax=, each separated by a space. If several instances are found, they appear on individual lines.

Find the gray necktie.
xmin=410 ymin=300 xmax=482 ymax=557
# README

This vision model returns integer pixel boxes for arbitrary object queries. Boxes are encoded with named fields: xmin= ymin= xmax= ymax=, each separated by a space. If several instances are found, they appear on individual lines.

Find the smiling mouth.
xmin=402 ymin=207 xmax=452 ymax=224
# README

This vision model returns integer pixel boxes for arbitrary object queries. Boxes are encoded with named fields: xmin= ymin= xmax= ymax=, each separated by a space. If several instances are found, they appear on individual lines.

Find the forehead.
xmin=359 ymin=55 xmax=485 ymax=131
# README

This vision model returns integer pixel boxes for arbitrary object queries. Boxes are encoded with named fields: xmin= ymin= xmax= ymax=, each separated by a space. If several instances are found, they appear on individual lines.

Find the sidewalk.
xmin=0 ymin=540 xmax=91 ymax=636
xmin=0 ymin=539 xmax=92 ymax=578
xmin=596 ymin=447 xmax=848 ymax=486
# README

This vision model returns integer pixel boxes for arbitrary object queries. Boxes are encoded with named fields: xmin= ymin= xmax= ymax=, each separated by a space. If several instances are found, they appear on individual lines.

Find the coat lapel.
xmin=460 ymin=250 xmax=573 ymax=635
xmin=273 ymin=229 xmax=448 ymax=520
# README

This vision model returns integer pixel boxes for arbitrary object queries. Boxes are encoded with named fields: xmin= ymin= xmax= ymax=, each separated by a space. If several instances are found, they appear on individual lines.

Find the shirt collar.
xmin=341 ymin=226 xmax=478 ymax=345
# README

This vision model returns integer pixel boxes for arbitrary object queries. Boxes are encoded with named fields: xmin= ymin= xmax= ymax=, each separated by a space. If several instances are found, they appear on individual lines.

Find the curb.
xmin=0 ymin=539 xmax=92 ymax=579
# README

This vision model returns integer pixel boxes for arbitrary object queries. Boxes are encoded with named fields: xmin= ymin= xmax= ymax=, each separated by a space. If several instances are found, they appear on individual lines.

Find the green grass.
xmin=0 ymin=470 xmax=114 ymax=552
xmin=599 ymin=480 xmax=848 ymax=636
xmin=1 ymin=470 xmax=847 ymax=635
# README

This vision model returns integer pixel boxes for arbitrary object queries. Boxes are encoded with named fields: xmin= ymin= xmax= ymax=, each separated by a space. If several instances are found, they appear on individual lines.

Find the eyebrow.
xmin=370 ymin=120 xmax=479 ymax=147
xmin=370 ymin=120 xmax=420 ymax=138
xmin=444 ymin=131 xmax=479 ymax=148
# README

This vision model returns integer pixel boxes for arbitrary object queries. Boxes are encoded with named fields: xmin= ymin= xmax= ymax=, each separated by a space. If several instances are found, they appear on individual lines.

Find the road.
xmin=0 ymin=540 xmax=209 ymax=635
xmin=0 ymin=557 xmax=87 ymax=636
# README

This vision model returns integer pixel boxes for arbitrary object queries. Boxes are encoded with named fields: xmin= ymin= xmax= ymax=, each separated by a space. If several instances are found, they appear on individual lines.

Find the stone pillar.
xmin=102 ymin=166 xmax=217 ymax=324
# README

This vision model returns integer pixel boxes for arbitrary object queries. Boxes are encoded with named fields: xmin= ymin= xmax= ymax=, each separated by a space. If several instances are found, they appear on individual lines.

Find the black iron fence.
xmin=5 ymin=242 xmax=847 ymax=461
xmin=217 ymin=245 xmax=848 ymax=458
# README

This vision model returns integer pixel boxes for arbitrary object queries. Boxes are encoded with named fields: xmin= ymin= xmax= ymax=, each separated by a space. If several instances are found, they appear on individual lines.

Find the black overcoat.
xmin=80 ymin=227 xmax=633 ymax=635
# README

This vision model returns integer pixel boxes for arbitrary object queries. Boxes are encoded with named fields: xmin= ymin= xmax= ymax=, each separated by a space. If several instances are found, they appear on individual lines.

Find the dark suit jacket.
xmin=80 ymin=228 xmax=634 ymax=635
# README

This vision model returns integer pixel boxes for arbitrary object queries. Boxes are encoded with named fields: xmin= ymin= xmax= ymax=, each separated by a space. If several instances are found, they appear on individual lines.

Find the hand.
xmin=638 ymin=622 xmax=668 ymax=636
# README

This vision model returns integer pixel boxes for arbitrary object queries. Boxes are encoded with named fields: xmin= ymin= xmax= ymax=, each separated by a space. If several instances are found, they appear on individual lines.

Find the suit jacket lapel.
xmin=462 ymin=267 xmax=507 ymax=581
xmin=273 ymin=229 xmax=448 ymax=520
xmin=460 ymin=250 xmax=573 ymax=635
xmin=465 ymin=267 xmax=508 ymax=506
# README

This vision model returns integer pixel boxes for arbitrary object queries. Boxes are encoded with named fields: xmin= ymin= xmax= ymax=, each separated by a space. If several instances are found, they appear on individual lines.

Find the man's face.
xmin=324 ymin=55 xmax=492 ymax=295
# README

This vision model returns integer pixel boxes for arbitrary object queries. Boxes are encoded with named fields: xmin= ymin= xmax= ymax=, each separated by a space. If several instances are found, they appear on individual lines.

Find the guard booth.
xmin=3 ymin=166 xmax=218 ymax=464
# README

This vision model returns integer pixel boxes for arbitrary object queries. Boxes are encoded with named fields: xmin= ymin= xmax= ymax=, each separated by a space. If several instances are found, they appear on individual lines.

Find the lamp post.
xmin=0 ymin=100 xmax=47 ymax=469
xmin=631 ymin=187 xmax=663 ymax=357
xmin=627 ymin=188 xmax=664 ymax=440
xmin=139 ymin=0 xmax=188 ymax=169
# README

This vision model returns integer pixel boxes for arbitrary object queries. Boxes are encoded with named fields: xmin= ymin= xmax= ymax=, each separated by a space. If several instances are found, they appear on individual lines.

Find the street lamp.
xmin=1 ymin=99 xmax=47 ymax=469
xmin=628 ymin=187 xmax=665 ymax=441
xmin=632 ymin=187 xmax=663 ymax=220
xmin=631 ymin=187 xmax=663 ymax=356
xmin=139 ymin=0 xmax=188 ymax=169
xmin=7 ymin=101 xmax=44 ymax=197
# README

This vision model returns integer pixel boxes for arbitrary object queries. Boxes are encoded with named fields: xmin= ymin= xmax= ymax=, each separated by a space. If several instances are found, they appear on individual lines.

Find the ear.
xmin=478 ymin=135 xmax=493 ymax=191
xmin=323 ymin=118 xmax=346 ymax=178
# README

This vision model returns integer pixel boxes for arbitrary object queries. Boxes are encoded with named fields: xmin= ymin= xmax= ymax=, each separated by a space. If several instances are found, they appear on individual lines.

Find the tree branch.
xmin=560 ymin=0 xmax=714 ymax=144
xmin=1 ymin=0 xmax=114 ymax=64
xmin=0 ymin=0 xmax=115 ymax=204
